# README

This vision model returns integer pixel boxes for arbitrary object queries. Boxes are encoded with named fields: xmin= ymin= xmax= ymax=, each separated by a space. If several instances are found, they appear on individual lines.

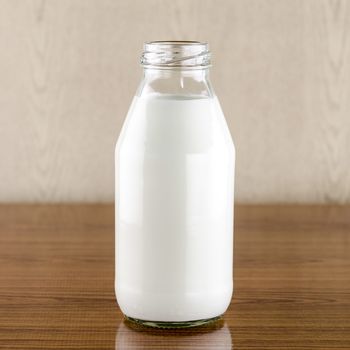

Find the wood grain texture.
xmin=0 ymin=204 xmax=350 ymax=349
xmin=0 ymin=0 xmax=350 ymax=202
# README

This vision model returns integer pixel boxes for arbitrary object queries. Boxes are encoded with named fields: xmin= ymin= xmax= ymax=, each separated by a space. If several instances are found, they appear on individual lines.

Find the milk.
xmin=115 ymin=94 xmax=234 ymax=322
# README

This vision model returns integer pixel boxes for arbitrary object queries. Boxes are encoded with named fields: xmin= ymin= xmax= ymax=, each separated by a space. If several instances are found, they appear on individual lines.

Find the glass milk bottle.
xmin=115 ymin=41 xmax=235 ymax=328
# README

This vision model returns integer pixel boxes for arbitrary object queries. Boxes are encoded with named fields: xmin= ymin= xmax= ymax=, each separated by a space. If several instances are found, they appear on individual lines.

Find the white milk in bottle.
xmin=115 ymin=41 xmax=235 ymax=327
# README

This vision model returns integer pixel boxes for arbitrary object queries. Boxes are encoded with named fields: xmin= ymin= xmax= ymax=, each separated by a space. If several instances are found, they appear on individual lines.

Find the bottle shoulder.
xmin=116 ymin=95 xmax=234 ymax=157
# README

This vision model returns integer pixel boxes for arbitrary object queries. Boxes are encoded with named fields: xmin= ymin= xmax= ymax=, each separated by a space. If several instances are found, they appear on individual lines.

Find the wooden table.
xmin=0 ymin=205 xmax=349 ymax=349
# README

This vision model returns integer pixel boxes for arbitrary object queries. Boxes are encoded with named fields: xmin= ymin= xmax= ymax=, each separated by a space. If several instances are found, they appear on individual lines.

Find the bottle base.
xmin=124 ymin=315 xmax=222 ymax=329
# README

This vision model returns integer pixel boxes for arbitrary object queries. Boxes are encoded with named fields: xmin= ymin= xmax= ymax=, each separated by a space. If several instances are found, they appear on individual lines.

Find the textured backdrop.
xmin=1 ymin=0 xmax=350 ymax=203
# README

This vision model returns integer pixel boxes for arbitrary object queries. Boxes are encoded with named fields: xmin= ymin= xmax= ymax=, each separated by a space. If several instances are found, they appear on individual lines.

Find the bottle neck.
xmin=137 ymin=67 xmax=214 ymax=99
xmin=144 ymin=67 xmax=209 ymax=78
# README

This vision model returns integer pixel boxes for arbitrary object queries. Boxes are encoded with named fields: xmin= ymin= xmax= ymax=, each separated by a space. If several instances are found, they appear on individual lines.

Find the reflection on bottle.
xmin=115 ymin=318 xmax=232 ymax=350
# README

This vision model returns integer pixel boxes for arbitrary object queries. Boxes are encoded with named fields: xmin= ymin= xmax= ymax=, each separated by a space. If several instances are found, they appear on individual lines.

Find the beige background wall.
xmin=0 ymin=0 xmax=350 ymax=203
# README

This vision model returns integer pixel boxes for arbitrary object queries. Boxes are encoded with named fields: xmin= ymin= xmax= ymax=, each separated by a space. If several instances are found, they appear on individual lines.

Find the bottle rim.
xmin=141 ymin=41 xmax=211 ymax=69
